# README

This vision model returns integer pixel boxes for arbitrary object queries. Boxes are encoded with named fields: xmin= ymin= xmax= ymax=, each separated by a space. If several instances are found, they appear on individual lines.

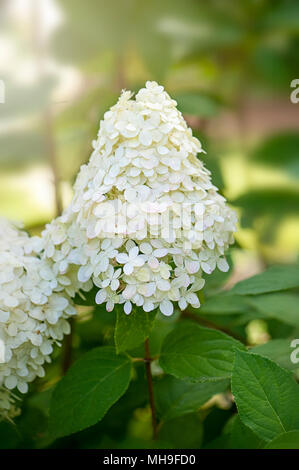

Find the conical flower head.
xmin=42 ymin=81 xmax=237 ymax=316
xmin=0 ymin=219 xmax=76 ymax=417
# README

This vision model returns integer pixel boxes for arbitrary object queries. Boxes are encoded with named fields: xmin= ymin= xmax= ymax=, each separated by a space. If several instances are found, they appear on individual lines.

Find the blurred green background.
xmin=1 ymin=0 xmax=299 ymax=278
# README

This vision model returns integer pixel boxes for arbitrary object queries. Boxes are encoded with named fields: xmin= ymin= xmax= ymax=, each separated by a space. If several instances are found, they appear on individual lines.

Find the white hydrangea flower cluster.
xmin=0 ymin=219 xmax=76 ymax=419
xmin=42 ymin=81 xmax=237 ymax=317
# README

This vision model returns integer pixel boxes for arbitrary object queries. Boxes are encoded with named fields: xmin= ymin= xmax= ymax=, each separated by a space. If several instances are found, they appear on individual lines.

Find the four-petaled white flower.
xmin=116 ymin=246 xmax=145 ymax=275
xmin=101 ymin=266 xmax=122 ymax=291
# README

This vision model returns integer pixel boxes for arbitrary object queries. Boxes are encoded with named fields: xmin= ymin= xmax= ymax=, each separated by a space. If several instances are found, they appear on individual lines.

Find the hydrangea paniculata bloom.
xmin=0 ymin=219 xmax=76 ymax=419
xmin=42 ymin=81 xmax=237 ymax=317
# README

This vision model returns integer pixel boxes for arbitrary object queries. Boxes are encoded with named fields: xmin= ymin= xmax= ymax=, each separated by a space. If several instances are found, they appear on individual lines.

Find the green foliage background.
xmin=0 ymin=0 xmax=299 ymax=449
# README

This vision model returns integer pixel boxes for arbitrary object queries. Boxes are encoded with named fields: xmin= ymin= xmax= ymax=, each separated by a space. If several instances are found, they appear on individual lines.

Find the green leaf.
xmin=158 ymin=413 xmax=203 ymax=449
xmin=202 ymin=406 xmax=232 ymax=445
xmin=264 ymin=431 xmax=299 ymax=449
xmin=156 ymin=375 xmax=229 ymax=421
xmin=0 ymin=421 xmax=21 ymax=449
xmin=230 ymin=265 xmax=299 ymax=295
xmin=203 ymin=435 xmax=231 ymax=449
xmin=145 ymin=312 xmax=179 ymax=356
xmin=49 ymin=346 xmax=132 ymax=438
xmin=252 ymin=339 xmax=299 ymax=371
xmin=159 ymin=323 xmax=245 ymax=382
xmin=114 ymin=306 xmax=157 ymax=353
xmin=228 ymin=415 xmax=265 ymax=449
xmin=232 ymin=350 xmax=299 ymax=442
xmin=199 ymin=294 xmax=250 ymax=315
xmin=246 ymin=293 xmax=299 ymax=327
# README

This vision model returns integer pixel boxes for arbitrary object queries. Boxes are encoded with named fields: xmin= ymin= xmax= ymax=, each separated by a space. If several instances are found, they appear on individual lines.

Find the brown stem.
xmin=144 ymin=338 xmax=158 ymax=440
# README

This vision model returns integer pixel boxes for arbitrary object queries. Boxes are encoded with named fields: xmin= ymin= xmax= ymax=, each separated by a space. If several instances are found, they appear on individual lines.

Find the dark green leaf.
xmin=49 ymin=346 xmax=132 ymax=438
xmin=156 ymin=375 xmax=229 ymax=421
xmin=158 ymin=413 xmax=203 ymax=449
xmin=203 ymin=434 xmax=231 ymax=449
xmin=0 ymin=421 xmax=21 ymax=449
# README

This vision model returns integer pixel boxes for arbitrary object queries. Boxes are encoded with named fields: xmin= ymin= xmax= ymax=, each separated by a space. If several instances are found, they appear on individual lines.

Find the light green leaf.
xmin=230 ymin=265 xmax=299 ymax=295
xmin=246 ymin=293 xmax=299 ymax=327
xmin=264 ymin=431 xmax=299 ymax=449
xmin=114 ymin=306 xmax=157 ymax=353
xmin=159 ymin=323 xmax=245 ymax=382
xmin=156 ymin=375 xmax=229 ymax=421
xmin=49 ymin=346 xmax=132 ymax=438
xmin=252 ymin=339 xmax=299 ymax=371
xmin=232 ymin=350 xmax=299 ymax=442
